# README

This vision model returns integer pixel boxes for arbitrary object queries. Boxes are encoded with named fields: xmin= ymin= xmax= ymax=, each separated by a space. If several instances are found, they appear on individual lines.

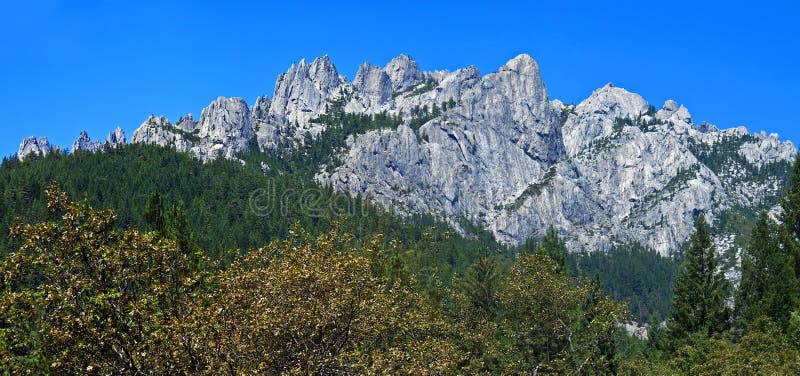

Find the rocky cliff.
xmin=17 ymin=137 xmax=55 ymax=160
xmin=130 ymin=97 xmax=253 ymax=161
xmin=16 ymin=53 xmax=797 ymax=256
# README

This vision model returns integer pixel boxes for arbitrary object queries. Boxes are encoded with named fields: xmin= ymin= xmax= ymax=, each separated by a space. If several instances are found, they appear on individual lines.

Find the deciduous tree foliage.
xmin=0 ymin=183 xmax=210 ymax=374
xmin=184 ymin=227 xmax=465 ymax=374
xmin=692 ymin=317 xmax=800 ymax=375
xmin=495 ymin=254 xmax=626 ymax=374
xmin=0 ymin=185 xmax=635 ymax=374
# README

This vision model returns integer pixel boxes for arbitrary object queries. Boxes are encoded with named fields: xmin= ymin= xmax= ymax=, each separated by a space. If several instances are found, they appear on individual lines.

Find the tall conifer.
xmin=668 ymin=216 xmax=730 ymax=343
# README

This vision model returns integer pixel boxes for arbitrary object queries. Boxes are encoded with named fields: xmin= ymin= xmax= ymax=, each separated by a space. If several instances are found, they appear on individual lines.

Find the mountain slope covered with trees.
xmin=2 ymin=144 xmax=800 ymax=373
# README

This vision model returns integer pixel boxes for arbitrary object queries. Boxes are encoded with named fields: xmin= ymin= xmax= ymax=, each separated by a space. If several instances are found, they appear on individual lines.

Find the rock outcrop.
xmin=107 ymin=127 xmax=127 ymax=148
xmin=561 ymin=83 xmax=650 ymax=157
xmin=176 ymin=114 xmax=198 ymax=133
xmin=17 ymin=137 xmax=54 ymax=160
xmin=16 ymin=53 xmax=797 ymax=257
xmin=267 ymin=56 xmax=344 ymax=140
xmin=72 ymin=130 xmax=103 ymax=153
xmin=130 ymin=97 xmax=254 ymax=161
xmin=131 ymin=115 xmax=191 ymax=151
xmin=314 ymin=56 xmax=795 ymax=255
xmin=384 ymin=54 xmax=422 ymax=91
xmin=321 ymin=54 xmax=567 ymax=243
xmin=352 ymin=62 xmax=393 ymax=107
xmin=739 ymin=131 xmax=796 ymax=167
xmin=74 ymin=128 xmax=126 ymax=152
xmin=195 ymin=96 xmax=253 ymax=160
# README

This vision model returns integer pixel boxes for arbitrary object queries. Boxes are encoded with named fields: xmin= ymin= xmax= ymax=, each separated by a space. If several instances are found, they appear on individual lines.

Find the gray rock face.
xmin=195 ymin=96 xmax=253 ymax=160
xmin=251 ymin=97 xmax=270 ymax=122
xmin=17 ymin=137 xmax=54 ymax=160
xmin=739 ymin=131 xmax=796 ymax=167
xmin=131 ymin=115 xmax=191 ymax=152
xmin=268 ymin=56 xmax=344 ymax=140
xmin=385 ymin=54 xmax=422 ymax=91
xmin=72 ymin=130 xmax=103 ymax=153
xmin=251 ymin=95 xmax=283 ymax=151
xmin=176 ymin=114 xmax=198 ymax=133
xmin=107 ymin=127 xmax=127 ymax=148
xmin=19 ymin=53 xmax=797 ymax=257
xmin=316 ymin=56 xmax=795 ymax=256
xmin=390 ymin=66 xmax=481 ymax=119
xmin=131 ymin=97 xmax=254 ymax=161
xmin=321 ymin=54 xmax=565 ymax=239
xmin=562 ymin=83 xmax=650 ymax=157
xmin=656 ymin=99 xmax=693 ymax=130
xmin=353 ymin=62 xmax=392 ymax=106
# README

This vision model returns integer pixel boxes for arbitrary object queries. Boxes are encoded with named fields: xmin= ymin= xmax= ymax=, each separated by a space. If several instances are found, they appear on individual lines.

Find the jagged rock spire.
xmin=268 ymin=55 xmax=344 ymax=128
xmin=17 ymin=136 xmax=53 ymax=160
xmin=72 ymin=130 xmax=102 ymax=153
xmin=107 ymin=127 xmax=127 ymax=148
xmin=385 ymin=54 xmax=421 ymax=91
xmin=353 ymin=62 xmax=392 ymax=105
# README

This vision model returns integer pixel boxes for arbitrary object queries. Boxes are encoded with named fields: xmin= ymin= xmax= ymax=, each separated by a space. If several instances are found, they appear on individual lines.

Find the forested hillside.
xmin=2 ymin=145 xmax=800 ymax=374
xmin=0 ymin=143 xmax=500 ymax=271
xmin=0 ymin=143 xmax=678 ymax=323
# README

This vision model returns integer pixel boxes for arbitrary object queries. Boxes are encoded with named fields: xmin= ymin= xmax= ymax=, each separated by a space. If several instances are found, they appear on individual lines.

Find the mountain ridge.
xmin=15 ymin=53 xmax=797 ymax=256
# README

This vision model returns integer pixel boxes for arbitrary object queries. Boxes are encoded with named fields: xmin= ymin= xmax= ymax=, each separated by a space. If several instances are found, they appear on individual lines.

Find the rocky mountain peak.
xmin=385 ymin=54 xmax=421 ymax=91
xmin=17 ymin=137 xmax=54 ymax=160
xmin=252 ymin=97 xmax=270 ymax=120
xmin=197 ymin=97 xmax=250 ymax=139
xmin=662 ymin=99 xmax=679 ymax=112
xmin=16 ymin=53 xmax=797 ymax=259
xmin=308 ymin=55 xmax=341 ymax=92
xmin=460 ymin=54 xmax=549 ymax=113
xmin=453 ymin=54 xmax=557 ymax=159
xmin=353 ymin=62 xmax=392 ymax=105
xmin=192 ymin=96 xmax=253 ymax=160
xmin=129 ymin=97 xmax=255 ymax=161
xmin=107 ymin=127 xmax=126 ymax=148
xmin=577 ymin=84 xmax=649 ymax=117
xmin=131 ymin=115 xmax=182 ymax=151
xmin=323 ymin=55 xmax=566 ymax=247
xmin=657 ymin=99 xmax=693 ymax=127
xmin=176 ymin=114 xmax=198 ymax=133
xmin=72 ymin=130 xmax=102 ymax=153
xmin=145 ymin=115 xmax=171 ymax=127
xmin=499 ymin=53 xmax=540 ymax=76
xmin=562 ymin=84 xmax=650 ymax=156
xmin=739 ymin=131 xmax=797 ymax=167
xmin=269 ymin=55 xmax=344 ymax=129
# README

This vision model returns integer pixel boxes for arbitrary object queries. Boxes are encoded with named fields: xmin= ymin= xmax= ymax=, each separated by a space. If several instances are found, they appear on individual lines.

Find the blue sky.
xmin=1 ymin=1 xmax=798 ymax=157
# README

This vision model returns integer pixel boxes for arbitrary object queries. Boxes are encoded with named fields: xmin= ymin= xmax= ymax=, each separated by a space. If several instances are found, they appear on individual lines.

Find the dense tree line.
xmin=1 ymin=184 xmax=625 ymax=374
xmin=0 ymin=144 xmax=507 ymax=289
xmin=569 ymin=245 xmax=681 ymax=324
xmin=620 ymin=156 xmax=800 ymax=374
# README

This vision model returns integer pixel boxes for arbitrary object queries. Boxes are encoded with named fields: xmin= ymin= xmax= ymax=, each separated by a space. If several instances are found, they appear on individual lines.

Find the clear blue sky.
xmin=1 ymin=1 xmax=798 ymax=157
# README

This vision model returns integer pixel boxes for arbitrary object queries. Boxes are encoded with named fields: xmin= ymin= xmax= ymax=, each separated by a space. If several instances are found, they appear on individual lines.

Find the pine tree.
xmin=460 ymin=255 xmax=502 ymax=316
xmin=145 ymin=190 xmax=166 ymax=233
xmin=535 ymin=225 xmax=568 ymax=274
xmin=166 ymin=202 xmax=199 ymax=256
xmin=667 ymin=215 xmax=730 ymax=344
xmin=780 ymin=154 xmax=800 ymax=283
xmin=737 ymin=211 xmax=798 ymax=329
